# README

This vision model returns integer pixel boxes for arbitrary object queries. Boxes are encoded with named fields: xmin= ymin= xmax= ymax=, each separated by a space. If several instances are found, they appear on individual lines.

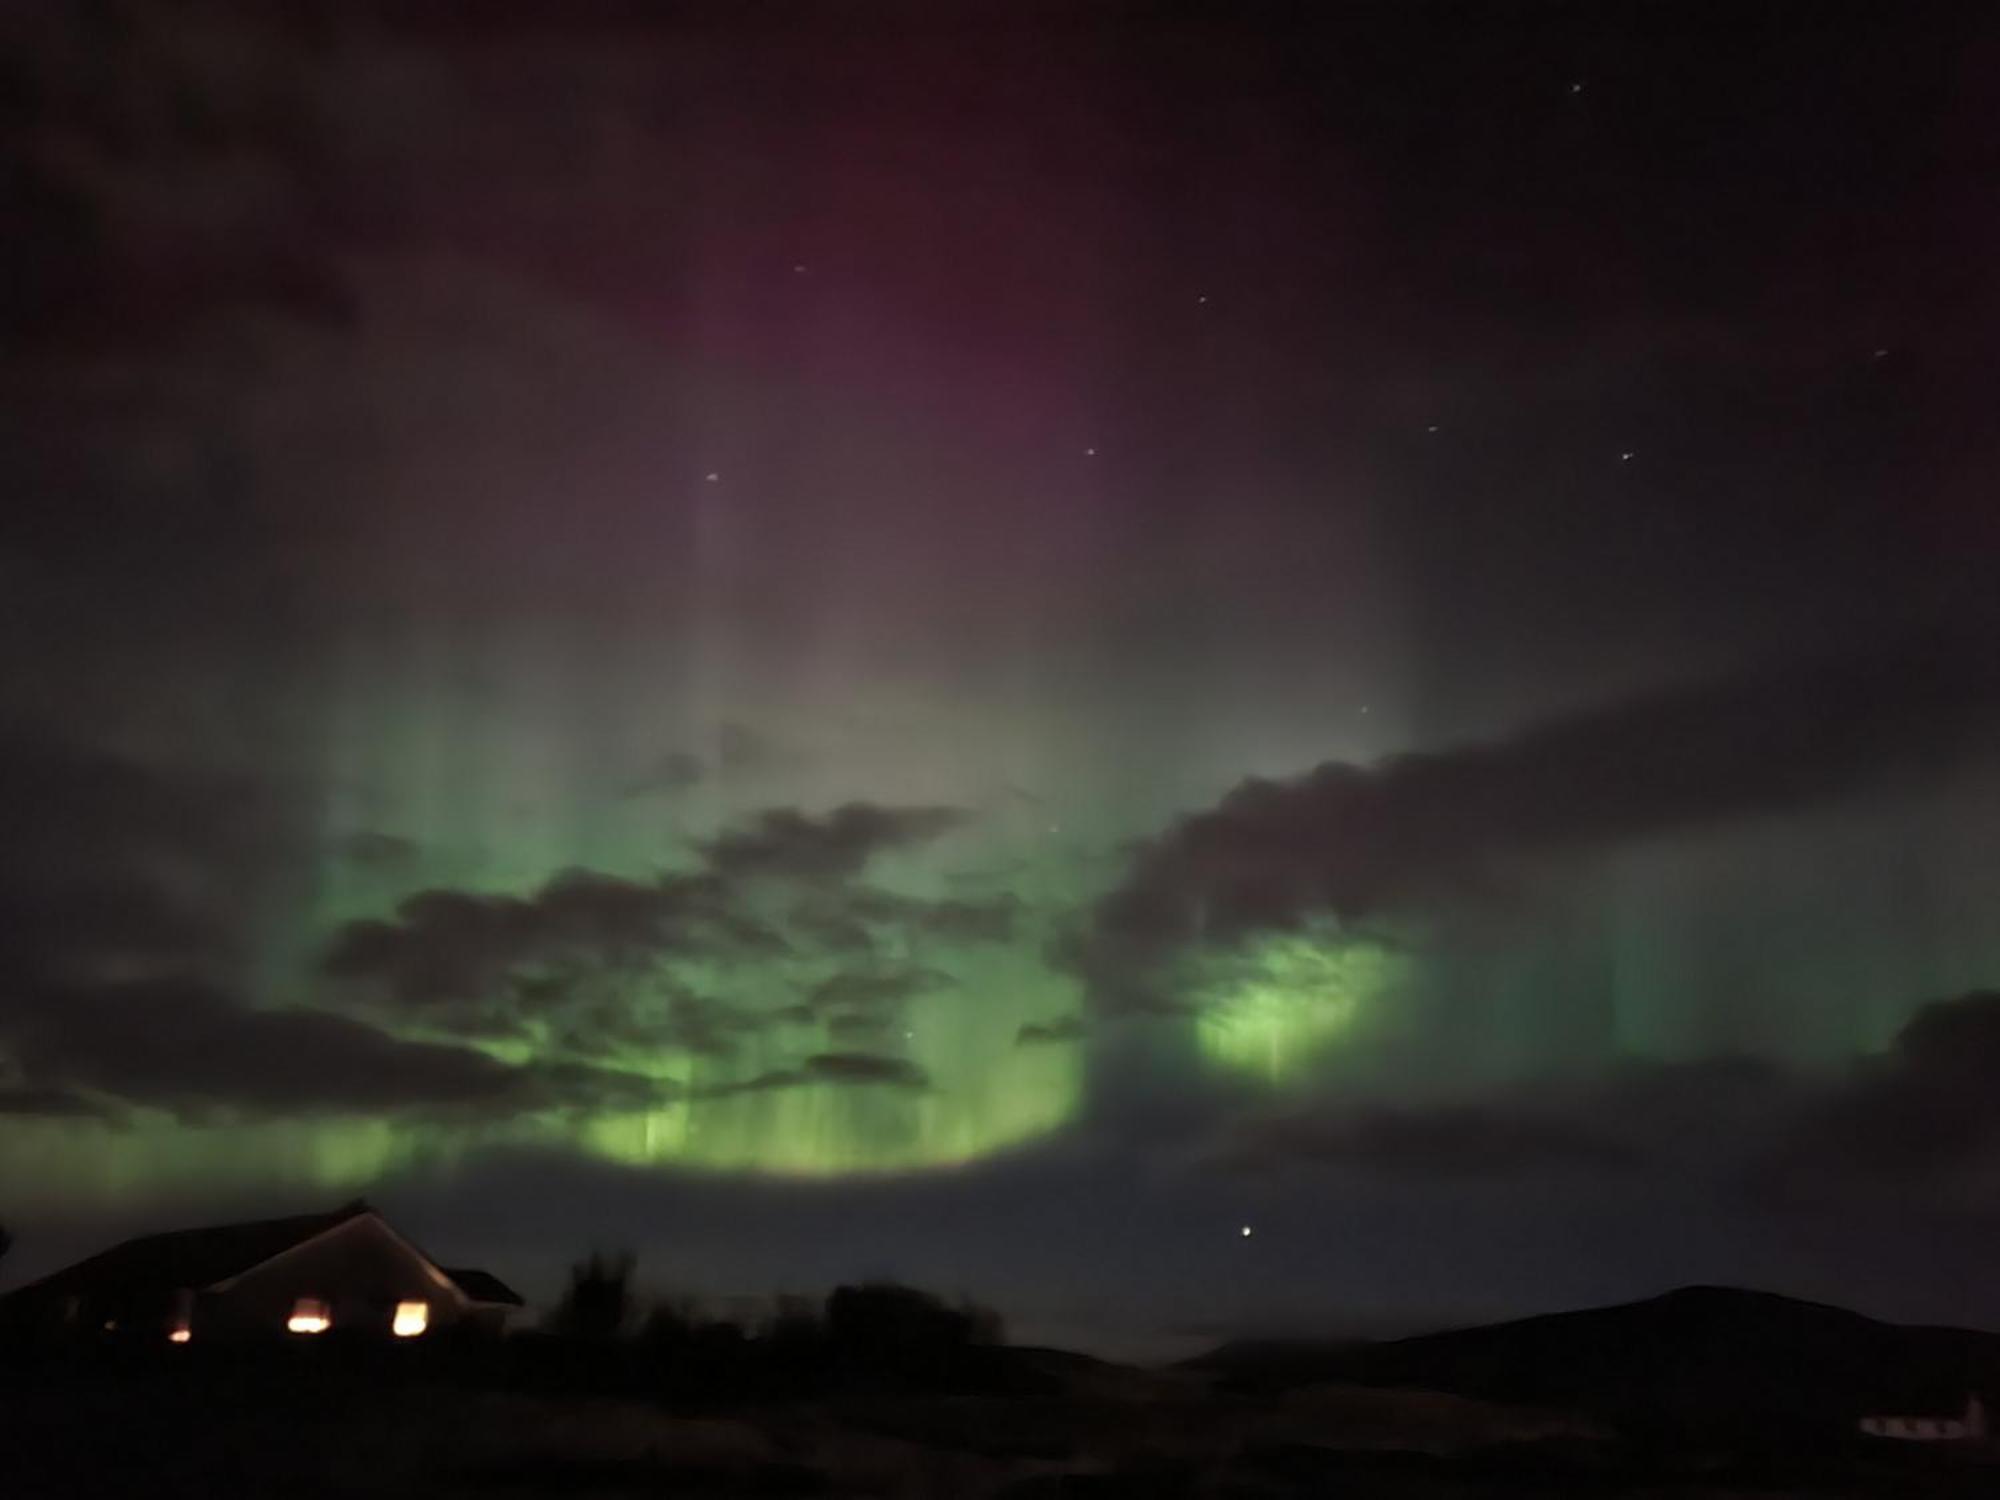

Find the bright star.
xmin=1240 ymin=1225 xmax=1254 ymax=1238
xmin=704 ymin=472 xmax=720 ymax=482
xmin=1619 ymin=451 xmax=1634 ymax=462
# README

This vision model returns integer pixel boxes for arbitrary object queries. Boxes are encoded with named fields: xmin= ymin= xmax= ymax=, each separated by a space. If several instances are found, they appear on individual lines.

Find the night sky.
xmin=3 ymin=1 xmax=1999 ymax=1356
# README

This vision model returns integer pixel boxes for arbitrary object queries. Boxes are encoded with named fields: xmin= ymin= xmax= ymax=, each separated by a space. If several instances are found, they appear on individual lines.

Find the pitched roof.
xmin=444 ymin=1266 xmax=524 ymax=1306
xmin=4 ymin=1201 xmax=375 ymax=1307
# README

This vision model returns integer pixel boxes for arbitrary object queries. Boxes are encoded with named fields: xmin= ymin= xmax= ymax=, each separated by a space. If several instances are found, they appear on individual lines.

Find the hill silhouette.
xmin=1193 ymin=1286 xmax=2000 ymax=1433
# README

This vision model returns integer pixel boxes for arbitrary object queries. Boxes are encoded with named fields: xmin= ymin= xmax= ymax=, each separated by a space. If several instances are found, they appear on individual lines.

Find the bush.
xmin=550 ymin=1250 xmax=635 ymax=1341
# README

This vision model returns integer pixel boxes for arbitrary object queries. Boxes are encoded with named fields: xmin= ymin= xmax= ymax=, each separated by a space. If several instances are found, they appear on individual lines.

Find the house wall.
xmin=1859 ymin=1415 xmax=1969 ymax=1441
xmin=198 ymin=1216 xmax=467 ymax=1339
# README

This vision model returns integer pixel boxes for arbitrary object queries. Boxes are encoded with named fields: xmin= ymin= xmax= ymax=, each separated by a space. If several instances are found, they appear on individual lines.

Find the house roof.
xmin=4 ymin=1201 xmax=373 ymax=1307
xmin=2 ymin=1200 xmax=518 ymax=1311
xmin=444 ymin=1266 xmax=524 ymax=1307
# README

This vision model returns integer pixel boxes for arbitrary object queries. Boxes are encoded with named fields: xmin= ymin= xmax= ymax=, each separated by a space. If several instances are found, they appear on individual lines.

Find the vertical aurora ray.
xmin=1186 ymin=921 xmax=1409 ymax=1086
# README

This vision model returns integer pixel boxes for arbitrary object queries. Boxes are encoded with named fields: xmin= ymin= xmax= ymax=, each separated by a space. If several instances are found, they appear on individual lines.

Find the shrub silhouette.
xmin=823 ymin=1281 xmax=1002 ymax=1383
xmin=551 ymin=1250 xmax=635 ymax=1340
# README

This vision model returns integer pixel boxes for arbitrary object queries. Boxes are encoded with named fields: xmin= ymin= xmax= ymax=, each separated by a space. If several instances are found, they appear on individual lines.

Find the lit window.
xmin=392 ymin=1301 xmax=429 ymax=1337
xmin=287 ymin=1297 xmax=331 ymax=1334
xmin=169 ymin=1324 xmax=192 ymax=1344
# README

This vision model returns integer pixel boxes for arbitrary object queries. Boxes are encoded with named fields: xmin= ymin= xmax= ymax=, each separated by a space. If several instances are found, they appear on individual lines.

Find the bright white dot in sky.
xmin=1241 ymin=1225 xmax=1254 ymax=1238
xmin=705 ymin=472 xmax=720 ymax=482
xmin=1569 ymin=82 xmax=1584 ymax=94
xmin=1426 ymin=424 xmax=1439 ymax=433
xmin=1085 ymin=447 xmax=1097 ymax=456
xmin=1619 ymin=451 xmax=1635 ymax=461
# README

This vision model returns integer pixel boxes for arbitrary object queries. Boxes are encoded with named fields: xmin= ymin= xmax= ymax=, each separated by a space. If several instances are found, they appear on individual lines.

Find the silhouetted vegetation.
xmin=526 ymin=1257 xmax=1010 ymax=1402
xmin=548 ymin=1250 xmax=635 ymax=1341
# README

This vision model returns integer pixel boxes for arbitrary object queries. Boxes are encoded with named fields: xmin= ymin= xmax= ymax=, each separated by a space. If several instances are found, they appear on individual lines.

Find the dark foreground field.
xmin=4 ymin=1338 xmax=1996 ymax=1500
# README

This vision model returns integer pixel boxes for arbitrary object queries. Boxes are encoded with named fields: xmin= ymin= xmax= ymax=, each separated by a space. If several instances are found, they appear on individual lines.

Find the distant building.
xmin=1858 ymin=1392 xmax=1988 ymax=1443
xmin=0 ymin=1200 xmax=521 ymax=1343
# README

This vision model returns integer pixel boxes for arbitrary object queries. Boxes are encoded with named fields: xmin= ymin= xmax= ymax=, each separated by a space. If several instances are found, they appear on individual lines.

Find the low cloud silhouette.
xmin=331 ymin=830 xmax=419 ymax=866
xmin=1086 ymin=629 xmax=1998 ymax=1007
xmin=0 ymin=975 xmax=668 ymax=1121
xmin=324 ymin=869 xmax=784 ymax=1019
xmin=707 ymin=1051 xmax=931 ymax=1097
xmin=1016 ymin=1016 xmax=1089 ymax=1046
xmin=701 ymin=803 xmax=968 ymax=881
xmin=1210 ymin=1101 xmax=1648 ymax=1178
xmin=622 ymin=750 xmax=706 ymax=799
xmin=1778 ymin=991 xmax=2000 ymax=1184
xmin=1197 ymin=994 xmax=2000 ymax=1204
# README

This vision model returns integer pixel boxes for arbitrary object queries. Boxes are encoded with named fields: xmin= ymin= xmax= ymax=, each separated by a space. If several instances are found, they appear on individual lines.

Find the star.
xmin=1084 ymin=447 xmax=1097 ymax=457
xmin=1619 ymin=451 xmax=1635 ymax=462
xmin=1873 ymin=348 xmax=1890 ymax=359
xmin=1569 ymin=81 xmax=1584 ymax=95
xmin=792 ymin=264 xmax=808 ymax=273
xmin=1197 ymin=294 xmax=1209 ymax=304
xmin=1240 ymin=1225 xmax=1254 ymax=1238
xmin=704 ymin=472 xmax=721 ymax=483
xmin=1426 ymin=424 xmax=1440 ymax=433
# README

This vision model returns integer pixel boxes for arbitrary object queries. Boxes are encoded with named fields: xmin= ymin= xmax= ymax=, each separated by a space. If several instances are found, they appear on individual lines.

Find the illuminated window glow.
xmin=168 ymin=1324 xmax=192 ymax=1343
xmin=392 ymin=1300 xmax=429 ymax=1337
xmin=287 ymin=1297 xmax=331 ymax=1334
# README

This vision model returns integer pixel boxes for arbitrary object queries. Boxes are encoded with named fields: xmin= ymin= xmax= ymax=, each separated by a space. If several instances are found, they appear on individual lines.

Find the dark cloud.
xmin=1779 ymin=991 xmax=2000 ymax=1184
xmin=716 ymin=722 xmax=797 ymax=777
xmin=323 ymin=868 xmax=782 ymax=1018
xmin=0 ymin=725 xmax=275 ymax=896
xmin=1016 ymin=1016 xmax=1088 ymax=1047
xmin=622 ymin=750 xmax=705 ymax=799
xmin=1087 ymin=628 xmax=1999 ymax=1004
xmin=786 ymin=897 xmax=878 ymax=955
xmin=1210 ymin=1102 xmax=1647 ymax=1178
xmin=0 ymin=881 xmax=228 ymax=985
xmin=700 ymin=803 xmax=969 ymax=882
xmin=786 ymin=889 xmax=1019 ymax=955
xmin=0 ymin=1084 xmax=111 ymax=1119
xmin=331 ymin=830 xmax=418 ymax=866
xmin=793 ymin=1052 xmax=930 ymax=1090
xmin=1200 ymin=1055 xmax=1798 ymax=1184
xmin=0 ymin=974 xmax=667 ymax=1121
xmin=903 ymin=894 xmax=1021 ymax=944
xmin=0 ymin=2 xmax=354 ymax=352
xmin=806 ymin=969 xmax=949 ymax=1016
xmin=706 ymin=1051 xmax=931 ymax=1097
xmin=825 ymin=1011 xmax=893 ymax=1044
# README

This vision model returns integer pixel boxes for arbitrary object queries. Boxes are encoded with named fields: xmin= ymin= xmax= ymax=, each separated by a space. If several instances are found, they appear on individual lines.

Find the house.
xmin=0 ymin=1200 xmax=522 ymax=1343
xmin=1858 ymin=1392 xmax=1988 ymax=1443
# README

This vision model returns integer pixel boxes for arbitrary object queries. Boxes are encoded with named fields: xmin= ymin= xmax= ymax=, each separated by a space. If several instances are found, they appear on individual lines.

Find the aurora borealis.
xmin=4 ymin=1 xmax=2000 ymax=1351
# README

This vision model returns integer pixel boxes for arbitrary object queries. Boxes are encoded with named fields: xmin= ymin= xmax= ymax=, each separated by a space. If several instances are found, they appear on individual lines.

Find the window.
xmin=287 ymin=1297 xmax=331 ymax=1334
xmin=392 ymin=1300 xmax=429 ymax=1337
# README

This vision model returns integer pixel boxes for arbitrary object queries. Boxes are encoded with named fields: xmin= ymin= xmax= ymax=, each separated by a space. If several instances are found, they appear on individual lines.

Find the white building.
xmin=1858 ymin=1391 xmax=1987 ymax=1443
